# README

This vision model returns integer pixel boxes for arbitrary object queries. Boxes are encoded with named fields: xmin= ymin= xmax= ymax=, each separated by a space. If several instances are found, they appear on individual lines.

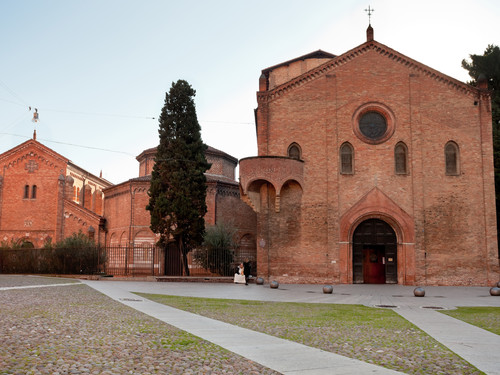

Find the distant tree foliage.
xmin=54 ymin=231 xmax=104 ymax=274
xmin=462 ymin=45 xmax=500 ymax=255
xmin=147 ymin=80 xmax=210 ymax=276
xmin=0 ymin=231 xmax=104 ymax=274
xmin=194 ymin=223 xmax=237 ymax=276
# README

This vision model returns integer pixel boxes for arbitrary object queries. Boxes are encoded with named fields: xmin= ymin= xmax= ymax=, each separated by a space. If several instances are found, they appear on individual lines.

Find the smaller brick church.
xmin=239 ymin=25 xmax=500 ymax=286
xmin=0 ymin=131 xmax=111 ymax=248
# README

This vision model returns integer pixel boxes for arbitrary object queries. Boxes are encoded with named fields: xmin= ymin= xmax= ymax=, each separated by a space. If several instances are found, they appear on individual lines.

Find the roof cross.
xmin=365 ymin=5 xmax=374 ymax=25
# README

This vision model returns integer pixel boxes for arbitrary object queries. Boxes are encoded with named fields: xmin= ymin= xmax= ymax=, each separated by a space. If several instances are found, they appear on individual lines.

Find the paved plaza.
xmin=1 ymin=276 xmax=499 ymax=374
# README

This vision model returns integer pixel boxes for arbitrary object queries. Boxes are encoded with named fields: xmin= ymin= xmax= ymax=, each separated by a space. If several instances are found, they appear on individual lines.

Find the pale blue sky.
xmin=0 ymin=0 xmax=498 ymax=183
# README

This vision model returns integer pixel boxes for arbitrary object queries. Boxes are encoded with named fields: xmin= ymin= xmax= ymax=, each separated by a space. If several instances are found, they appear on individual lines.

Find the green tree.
xmin=462 ymin=45 xmax=500 ymax=255
xmin=55 ymin=231 xmax=102 ymax=274
xmin=147 ymin=80 xmax=210 ymax=276
xmin=195 ymin=222 xmax=237 ymax=276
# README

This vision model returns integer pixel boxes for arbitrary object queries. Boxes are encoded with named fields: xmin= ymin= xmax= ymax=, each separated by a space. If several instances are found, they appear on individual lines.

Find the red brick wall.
xmin=0 ymin=142 xmax=66 ymax=247
xmin=244 ymin=41 xmax=499 ymax=285
xmin=103 ymin=183 xmax=133 ymax=246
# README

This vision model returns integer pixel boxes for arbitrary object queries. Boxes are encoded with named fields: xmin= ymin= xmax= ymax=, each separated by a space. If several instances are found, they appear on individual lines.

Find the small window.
xmin=340 ymin=142 xmax=354 ymax=174
xmin=31 ymin=185 xmax=37 ymax=199
xmin=395 ymin=142 xmax=408 ymax=174
xmin=24 ymin=185 xmax=30 ymax=199
xmin=445 ymin=142 xmax=460 ymax=175
xmin=287 ymin=143 xmax=301 ymax=160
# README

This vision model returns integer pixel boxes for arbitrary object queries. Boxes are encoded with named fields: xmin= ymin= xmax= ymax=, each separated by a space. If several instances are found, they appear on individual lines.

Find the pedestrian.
xmin=243 ymin=258 xmax=251 ymax=285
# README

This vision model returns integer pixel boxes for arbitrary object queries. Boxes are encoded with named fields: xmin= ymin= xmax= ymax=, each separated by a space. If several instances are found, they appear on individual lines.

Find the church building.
xmin=0 ymin=134 xmax=256 ymax=275
xmin=0 ymin=132 xmax=111 ymax=248
xmin=239 ymin=26 xmax=499 ymax=286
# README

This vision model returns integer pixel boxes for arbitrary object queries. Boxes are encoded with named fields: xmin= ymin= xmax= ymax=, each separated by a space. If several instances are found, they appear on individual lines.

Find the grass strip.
xmin=439 ymin=306 xmax=500 ymax=335
xmin=138 ymin=293 xmax=484 ymax=375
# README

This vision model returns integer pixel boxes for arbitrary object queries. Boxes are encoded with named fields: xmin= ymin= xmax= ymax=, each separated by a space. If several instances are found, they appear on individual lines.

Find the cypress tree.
xmin=147 ymin=80 xmax=210 ymax=275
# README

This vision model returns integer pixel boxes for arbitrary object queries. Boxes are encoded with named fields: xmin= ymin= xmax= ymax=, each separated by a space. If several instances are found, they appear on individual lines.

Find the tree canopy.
xmin=147 ymin=80 xmax=210 ymax=275
xmin=462 ymin=44 xmax=500 ymax=255
xmin=462 ymin=44 xmax=499 ymax=128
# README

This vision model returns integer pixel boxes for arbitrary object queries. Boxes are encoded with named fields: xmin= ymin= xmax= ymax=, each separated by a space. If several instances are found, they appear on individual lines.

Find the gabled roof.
xmin=258 ymin=38 xmax=482 ymax=104
xmin=0 ymin=138 xmax=69 ymax=165
xmin=261 ymin=50 xmax=336 ymax=75
xmin=0 ymin=137 xmax=112 ymax=186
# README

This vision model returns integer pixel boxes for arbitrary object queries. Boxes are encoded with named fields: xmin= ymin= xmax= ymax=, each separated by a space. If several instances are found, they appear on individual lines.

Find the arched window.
xmin=340 ymin=142 xmax=354 ymax=174
xmin=445 ymin=141 xmax=460 ymax=175
xmin=394 ymin=142 xmax=408 ymax=174
xmin=31 ymin=185 xmax=37 ymax=199
xmin=24 ymin=185 xmax=30 ymax=199
xmin=287 ymin=143 xmax=301 ymax=160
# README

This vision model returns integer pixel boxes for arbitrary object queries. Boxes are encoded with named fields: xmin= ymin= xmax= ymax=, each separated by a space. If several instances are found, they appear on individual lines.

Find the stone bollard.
xmin=270 ymin=280 xmax=279 ymax=289
xmin=490 ymin=287 xmax=500 ymax=296
xmin=255 ymin=277 xmax=264 ymax=285
xmin=323 ymin=285 xmax=333 ymax=294
xmin=413 ymin=287 xmax=425 ymax=297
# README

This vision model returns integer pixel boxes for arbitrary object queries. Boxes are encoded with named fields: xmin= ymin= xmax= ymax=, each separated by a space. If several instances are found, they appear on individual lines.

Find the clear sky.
xmin=0 ymin=0 xmax=498 ymax=183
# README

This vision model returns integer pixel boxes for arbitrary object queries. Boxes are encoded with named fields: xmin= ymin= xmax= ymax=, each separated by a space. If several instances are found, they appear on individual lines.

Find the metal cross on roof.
xmin=365 ymin=5 xmax=374 ymax=24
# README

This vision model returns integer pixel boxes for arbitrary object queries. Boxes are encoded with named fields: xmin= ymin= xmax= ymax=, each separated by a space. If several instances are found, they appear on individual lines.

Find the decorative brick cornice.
xmin=0 ymin=139 xmax=68 ymax=165
xmin=258 ymin=40 xmax=482 ymax=104
xmin=63 ymin=200 xmax=102 ymax=226
xmin=216 ymin=182 xmax=240 ymax=198
xmin=4 ymin=151 xmax=63 ymax=172
xmin=104 ymin=189 xmax=130 ymax=199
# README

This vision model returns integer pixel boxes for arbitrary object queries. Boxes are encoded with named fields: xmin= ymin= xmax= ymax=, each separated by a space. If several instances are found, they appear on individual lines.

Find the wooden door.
xmin=362 ymin=247 xmax=386 ymax=284
xmin=353 ymin=219 xmax=397 ymax=284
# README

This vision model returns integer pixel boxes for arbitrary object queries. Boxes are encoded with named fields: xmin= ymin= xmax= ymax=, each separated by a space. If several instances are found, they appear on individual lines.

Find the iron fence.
xmin=106 ymin=245 xmax=162 ymax=277
xmin=0 ymin=247 xmax=105 ymax=275
xmin=0 ymin=245 xmax=255 ymax=277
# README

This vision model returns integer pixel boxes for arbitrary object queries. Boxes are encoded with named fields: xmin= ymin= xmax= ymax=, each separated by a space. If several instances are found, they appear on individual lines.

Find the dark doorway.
xmin=353 ymin=219 xmax=397 ymax=284
xmin=164 ymin=242 xmax=182 ymax=276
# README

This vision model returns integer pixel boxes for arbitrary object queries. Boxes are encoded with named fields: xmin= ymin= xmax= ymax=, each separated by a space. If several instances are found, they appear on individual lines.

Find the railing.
xmin=0 ymin=245 xmax=255 ymax=277
xmin=106 ymin=245 xmax=162 ymax=277
xmin=0 ymin=247 xmax=106 ymax=275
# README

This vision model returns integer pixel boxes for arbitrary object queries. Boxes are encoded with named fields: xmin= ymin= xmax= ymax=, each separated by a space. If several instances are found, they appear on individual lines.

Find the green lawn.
xmin=137 ymin=293 xmax=485 ymax=375
xmin=439 ymin=306 xmax=500 ymax=335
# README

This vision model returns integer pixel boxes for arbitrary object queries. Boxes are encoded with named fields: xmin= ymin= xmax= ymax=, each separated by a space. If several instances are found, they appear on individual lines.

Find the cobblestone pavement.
xmin=0 ymin=275 xmax=279 ymax=375
xmin=2 ymin=276 xmax=499 ymax=375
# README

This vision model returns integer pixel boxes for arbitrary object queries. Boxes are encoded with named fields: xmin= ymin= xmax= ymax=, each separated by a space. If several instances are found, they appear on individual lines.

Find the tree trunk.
xmin=179 ymin=237 xmax=190 ymax=276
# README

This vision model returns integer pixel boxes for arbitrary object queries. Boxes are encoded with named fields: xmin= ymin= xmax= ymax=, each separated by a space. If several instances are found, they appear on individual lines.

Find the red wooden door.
xmin=362 ymin=247 xmax=386 ymax=284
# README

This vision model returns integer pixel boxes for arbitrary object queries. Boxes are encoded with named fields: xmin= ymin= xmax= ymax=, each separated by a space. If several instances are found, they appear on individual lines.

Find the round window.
xmin=359 ymin=111 xmax=387 ymax=141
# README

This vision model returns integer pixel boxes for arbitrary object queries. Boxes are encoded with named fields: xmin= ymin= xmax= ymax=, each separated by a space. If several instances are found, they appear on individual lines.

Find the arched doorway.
xmin=352 ymin=219 xmax=397 ymax=284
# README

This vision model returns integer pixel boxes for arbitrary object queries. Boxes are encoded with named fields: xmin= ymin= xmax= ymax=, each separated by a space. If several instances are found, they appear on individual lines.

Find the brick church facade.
xmin=0 ymin=133 xmax=111 ymax=248
xmin=239 ymin=26 xmax=500 ymax=286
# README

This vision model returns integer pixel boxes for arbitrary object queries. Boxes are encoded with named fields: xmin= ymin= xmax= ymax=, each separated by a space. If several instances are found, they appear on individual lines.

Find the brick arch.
xmin=109 ymin=233 xmax=118 ymax=246
xmin=118 ymin=231 xmax=128 ymax=247
xmin=246 ymin=179 xmax=277 ymax=213
xmin=339 ymin=187 xmax=416 ymax=284
xmin=134 ymin=230 xmax=155 ymax=245
xmin=237 ymin=233 xmax=256 ymax=261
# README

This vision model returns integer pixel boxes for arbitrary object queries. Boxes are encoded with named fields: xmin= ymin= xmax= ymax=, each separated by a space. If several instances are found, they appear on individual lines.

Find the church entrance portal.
xmin=353 ymin=219 xmax=397 ymax=284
